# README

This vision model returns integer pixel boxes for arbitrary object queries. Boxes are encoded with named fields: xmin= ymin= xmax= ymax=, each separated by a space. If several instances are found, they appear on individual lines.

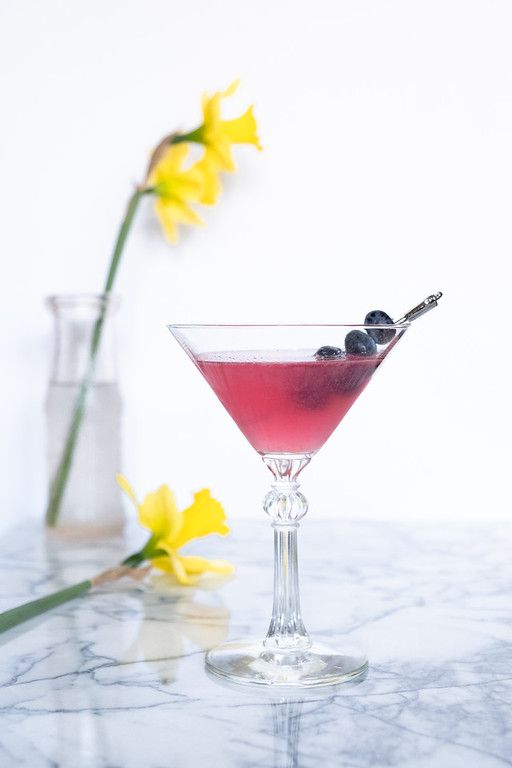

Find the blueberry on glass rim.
xmin=345 ymin=330 xmax=377 ymax=356
xmin=364 ymin=310 xmax=396 ymax=345
xmin=314 ymin=345 xmax=344 ymax=359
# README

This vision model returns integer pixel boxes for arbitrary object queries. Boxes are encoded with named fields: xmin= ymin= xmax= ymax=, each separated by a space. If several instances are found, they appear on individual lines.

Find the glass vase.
xmin=45 ymin=294 xmax=124 ymax=537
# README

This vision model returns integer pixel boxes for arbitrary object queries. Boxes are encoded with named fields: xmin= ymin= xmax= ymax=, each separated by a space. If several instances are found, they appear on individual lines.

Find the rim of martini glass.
xmin=167 ymin=322 xmax=411 ymax=330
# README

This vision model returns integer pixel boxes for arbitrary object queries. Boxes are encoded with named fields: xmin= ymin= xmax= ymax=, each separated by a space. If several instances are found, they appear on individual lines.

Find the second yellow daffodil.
xmin=117 ymin=474 xmax=234 ymax=585
xmin=147 ymin=143 xmax=204 ymax=244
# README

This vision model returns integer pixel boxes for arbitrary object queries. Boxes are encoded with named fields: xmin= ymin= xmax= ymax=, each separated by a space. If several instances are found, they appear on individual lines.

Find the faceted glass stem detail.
xmin=263 ymin=454 xmax=311 ymax=653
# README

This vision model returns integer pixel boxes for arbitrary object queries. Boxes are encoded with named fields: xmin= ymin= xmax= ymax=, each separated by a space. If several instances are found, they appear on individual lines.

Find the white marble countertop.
xmin=1 ymin=518 xmax=511 ymax=768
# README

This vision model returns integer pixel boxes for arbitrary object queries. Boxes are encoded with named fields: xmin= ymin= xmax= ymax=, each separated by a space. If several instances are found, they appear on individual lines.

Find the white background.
xmin=0 ymin=0 xmax=510 ymax=534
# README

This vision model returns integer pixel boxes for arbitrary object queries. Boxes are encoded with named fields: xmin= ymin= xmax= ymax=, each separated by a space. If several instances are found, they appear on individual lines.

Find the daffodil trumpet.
xmin=45 ymin=82 xmax=261 ymax=527
xmin=3 ymin=478 xmax=233 ymax=636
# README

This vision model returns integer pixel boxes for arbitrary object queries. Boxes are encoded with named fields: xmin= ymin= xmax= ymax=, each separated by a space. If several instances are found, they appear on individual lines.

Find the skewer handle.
xmin=395 ymin=292 xmax=443 ymax=324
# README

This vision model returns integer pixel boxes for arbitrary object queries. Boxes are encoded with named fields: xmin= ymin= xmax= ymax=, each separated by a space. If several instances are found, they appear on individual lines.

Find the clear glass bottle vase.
xmin=45 ymin=294 xmax=124 ymax=536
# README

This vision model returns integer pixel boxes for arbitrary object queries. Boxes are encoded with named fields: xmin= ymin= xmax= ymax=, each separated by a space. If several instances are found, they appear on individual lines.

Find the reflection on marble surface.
xmin=272 ymin=698 xmax=303 ymax=768
xmin=1 ymin=519 xmax=512 ymax=767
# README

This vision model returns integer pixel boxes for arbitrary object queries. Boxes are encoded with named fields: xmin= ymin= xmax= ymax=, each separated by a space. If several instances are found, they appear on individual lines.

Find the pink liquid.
xmin=197 ymin=351 xmax=383 ymax=454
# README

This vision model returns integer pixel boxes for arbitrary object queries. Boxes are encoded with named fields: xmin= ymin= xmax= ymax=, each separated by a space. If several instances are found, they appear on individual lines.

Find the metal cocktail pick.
xmin=395 ymin=292 xmax=443 ymax=324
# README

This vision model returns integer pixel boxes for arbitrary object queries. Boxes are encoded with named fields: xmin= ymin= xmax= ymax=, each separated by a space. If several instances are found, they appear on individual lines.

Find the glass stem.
xmin=266 ymin=523 xmax=309 ymax=649
xmin=262 ymin=454 xmax=312 ymax=652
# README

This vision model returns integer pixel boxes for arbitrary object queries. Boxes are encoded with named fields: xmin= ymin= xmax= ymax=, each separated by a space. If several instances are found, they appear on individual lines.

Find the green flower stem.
xmin=45 ymin=187 xmax=149 ymax=527
xmin=0 ymin=546 xmax=149 ymax=636
xmin=0 ymin=580 xmax=92 ymax=635
xmin=103 ymin=187 xmax=148 ymax=293
xmin=172 ymin=126 xmax=204 ymax=144
xmin=121 ymin=551 xmax=146 ymax=567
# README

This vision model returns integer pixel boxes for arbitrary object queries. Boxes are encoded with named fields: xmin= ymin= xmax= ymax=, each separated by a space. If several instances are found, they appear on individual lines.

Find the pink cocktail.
xmin=197 ymin=352 xmax=383 ymax=454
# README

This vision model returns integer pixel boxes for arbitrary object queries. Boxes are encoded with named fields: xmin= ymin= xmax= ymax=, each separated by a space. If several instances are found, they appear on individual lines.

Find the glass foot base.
xmin=205 ymin=638 xmax=368 ymax=688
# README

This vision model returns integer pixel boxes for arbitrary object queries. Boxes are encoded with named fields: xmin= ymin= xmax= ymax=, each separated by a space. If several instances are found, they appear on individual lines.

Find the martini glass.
xmin=168 ymin=323 xmax=408 ymax=687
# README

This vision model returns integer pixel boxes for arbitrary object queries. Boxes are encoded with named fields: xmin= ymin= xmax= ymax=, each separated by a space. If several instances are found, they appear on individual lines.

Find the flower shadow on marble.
xmin=120 ymin=572 xmax=231 ymax=685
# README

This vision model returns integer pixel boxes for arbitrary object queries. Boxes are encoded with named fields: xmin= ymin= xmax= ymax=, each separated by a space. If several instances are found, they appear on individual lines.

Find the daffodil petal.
xmin=202 ymin=91 xmax=221 ymax=127
xmin=223 ymin=80 xmax=240 ymax=98
xmin=138 ymin=485 xmax=182 ymax=541
xmin=154 ymin=198 xmax=179 ymax=243
xmin=179 ymin=556 xmax=234 ymax=575
xmin=151 ymin=552 xmax=197 ymax=585
xmin=204 ymin=141 xmax=235 ymax=172
xmin=172 ymin=555 xmax=199 ymax=585
xmin=221 ymin=106 xmax=261 ymax=148
xmin=167 ymin=164 xmax=204 ymax=199
xmin=172 ymin=489 xmax=229 ymax=550
xmin=149 ymin=555 xmax=174 ymax=573
xmin=149 ymin=143 xmax=190 ymax=185
xmin=155 ymin=198 xmax=204 ymax=244
xmin=174 ymin=199 xmax=203 ymax=225
xmin=116 ymin=473 xmax=139 ymax=506
xmin=202 ymin=80 xmax=239 ymax=124
xmin=194 ymin=156 xmax=223 ymax=205
xmin=165 ymin=142 xmax=189 ymax=168
xmin=153 ymin=166 xmax=204 ymax=202
xmin=161 ymin=198 xmax=204 ymax=225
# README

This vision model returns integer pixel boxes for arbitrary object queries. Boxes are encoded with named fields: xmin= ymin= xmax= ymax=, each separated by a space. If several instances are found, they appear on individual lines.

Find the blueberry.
xmin=345 ymin=330 xmax=377 ymax=356
xmin=315 ymin=345 xmax=344 ymax=359
xmin=364 ymin=310 xmax=396 ymax=344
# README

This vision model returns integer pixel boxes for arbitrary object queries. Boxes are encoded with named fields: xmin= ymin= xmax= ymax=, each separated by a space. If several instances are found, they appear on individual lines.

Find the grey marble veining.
xmin=0 ymin=518 xmax=511 ymax=768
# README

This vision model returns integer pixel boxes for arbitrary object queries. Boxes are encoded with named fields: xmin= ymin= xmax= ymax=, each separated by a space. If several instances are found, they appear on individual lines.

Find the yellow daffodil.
xmin=147 ymin=143 xmax=205 ymax=243
xmin=145 ymin=81 xmax=261 ymax=218
xmin=187 ymin=81 xmax=262 ymax=174
xmin=117 ymin=474 xmax=234 ymax=586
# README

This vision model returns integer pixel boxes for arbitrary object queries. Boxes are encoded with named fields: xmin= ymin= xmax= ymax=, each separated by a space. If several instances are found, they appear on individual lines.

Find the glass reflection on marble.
xmin=125 ymin=573 xmax=230 ymax=684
